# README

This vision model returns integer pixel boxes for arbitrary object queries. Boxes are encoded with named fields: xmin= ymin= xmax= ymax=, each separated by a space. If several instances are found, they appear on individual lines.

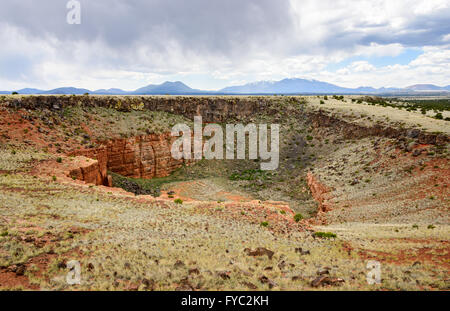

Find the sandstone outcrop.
xmin=68 ymin=133 xmax=192 ymax=185
xmin=307 ymin=172 xmax=332 ymax=212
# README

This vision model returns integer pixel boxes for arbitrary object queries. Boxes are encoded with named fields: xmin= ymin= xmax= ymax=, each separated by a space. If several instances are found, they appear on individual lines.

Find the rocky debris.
xmin=188 ymin=268 xmax=200 ymax=275
xmin=295 ymin=247 xmax=310 ymax=255
xmin=407 ymin=129 xmax=420 ymax=139
xmin=242 ymin=281 xmax=257 ymax=290
xmin=350 ymin=178 xmax=359 ymax=186
xmin=175 ymin=277 xmax=194 ymax=291
xmin=216 ymin=271 xmax=231 ymax=280
xmin=174 ymin=260 xmax=185 ymax=268
xmin=126 ymin=283 xmax=139 ymax=291
xmin=311 ymin=276 xmax=345 ymax=287
xmin=258 ymin=275 xmax=277 ymax=289
xmin=291 ymin=275 xmax=304 ymax=281
xmin=244 ymin=247 xmax=274 ymax=260
xmin=412 ymin=149 xmax=423 ymax=157
xmin=23 ymin=236 xmax=35 ymax=243
xmin=141 ymin=278 xmax=155 ymax=290
xmin=9 ymin=264 xmax=26 ymax=276
xmin=317 ymin=267 xmax=331 ymax=275
xmin=57 ymin=260 xmax=67 ymax=269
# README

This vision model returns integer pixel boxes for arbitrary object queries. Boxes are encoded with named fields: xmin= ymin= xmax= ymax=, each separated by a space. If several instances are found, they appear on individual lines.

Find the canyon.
xmin=0 ymin=94 xmax=448 ymax=290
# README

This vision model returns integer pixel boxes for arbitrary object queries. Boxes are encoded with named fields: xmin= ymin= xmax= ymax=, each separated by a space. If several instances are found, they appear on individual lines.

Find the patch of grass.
xmin=229 ymin=169 xmax=271 ymax=181
xmin=294 ymin=213 xmax=303 ymax=222
xmin=314 ymin=232 xmax=337 ymax=238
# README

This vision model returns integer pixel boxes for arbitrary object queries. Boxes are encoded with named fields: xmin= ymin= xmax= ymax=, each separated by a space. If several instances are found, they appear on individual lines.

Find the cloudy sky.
xmin=0 ymin=0 xmax=449 ymax=91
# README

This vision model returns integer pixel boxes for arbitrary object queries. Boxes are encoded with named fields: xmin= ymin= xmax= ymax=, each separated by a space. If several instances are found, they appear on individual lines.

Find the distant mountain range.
xmin=2 ymin=79 xmax=449 ymax=95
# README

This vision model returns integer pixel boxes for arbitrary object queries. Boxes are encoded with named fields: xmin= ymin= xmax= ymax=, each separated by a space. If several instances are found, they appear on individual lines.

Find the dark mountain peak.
xmin=3 ymin=79 xmax=449 ymax=95
xmin=134 ymin=81 xmax=196 ymax=94
xmin=405 ymin=84 xmax=445 ymax=91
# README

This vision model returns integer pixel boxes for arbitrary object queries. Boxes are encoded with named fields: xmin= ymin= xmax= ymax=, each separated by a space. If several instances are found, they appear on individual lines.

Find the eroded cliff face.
xmin=306 ymin=172 xmax=332 ymax=212
xmin=69 ymin=133 xmax=191 ymax=185
xmin=307 ymin=111 xmax=449 ymax=146
xmin=2 ymin=95 xmax=276 ymax=123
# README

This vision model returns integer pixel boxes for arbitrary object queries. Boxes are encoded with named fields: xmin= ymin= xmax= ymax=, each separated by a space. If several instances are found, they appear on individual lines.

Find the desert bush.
xmin=314 ymin=232 xmax=337 ymax=238
xmin=294 ymin=213 xmax=303 ymax=222
xmin=434 ymin=112 xmax=443 ymax=120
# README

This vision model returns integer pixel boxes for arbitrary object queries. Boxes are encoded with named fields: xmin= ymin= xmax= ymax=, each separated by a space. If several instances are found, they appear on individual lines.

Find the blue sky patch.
xmin=326 ymin=48 xmax=424 ymax=72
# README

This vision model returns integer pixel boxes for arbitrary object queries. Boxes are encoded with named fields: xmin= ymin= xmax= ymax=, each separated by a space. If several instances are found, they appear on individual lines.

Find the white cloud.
xmin=0 ymin=0 xmax=449 ymax=90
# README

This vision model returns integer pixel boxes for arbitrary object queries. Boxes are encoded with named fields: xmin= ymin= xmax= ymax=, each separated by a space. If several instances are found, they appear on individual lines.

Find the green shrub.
xmin=434 ymin=113 xmax=443 ymax=120
xmin=294 ymin=213 xmax=303 ymax=222
xmin=260 ymin=221 xmax=269 ymax=227
xmin=11 ymin=91 xmax=18 ymax=95
xmin=56 ymin=157 xmax=62 ymax=163
xmin=174 ymin=198 xmax=183 ymax=204
xmin=229 ymin=169 xmax=270 ymax=181
xmin=0 ymin=230 xmax=8 ymax=237
xmin=52 ymin=176 xmax=57 ymax=182
xmin=314 ymin=231 xmax=337 ymax=238
xmin=427 ymin=224 xmax=435 ymax=229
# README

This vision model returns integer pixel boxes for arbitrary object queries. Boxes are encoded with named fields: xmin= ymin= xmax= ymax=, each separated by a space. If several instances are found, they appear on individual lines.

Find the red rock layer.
xmin=307 ymin=172 xmax=332 ymax=212
xmin=69 ymin=133 xmax=192 ymax=185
